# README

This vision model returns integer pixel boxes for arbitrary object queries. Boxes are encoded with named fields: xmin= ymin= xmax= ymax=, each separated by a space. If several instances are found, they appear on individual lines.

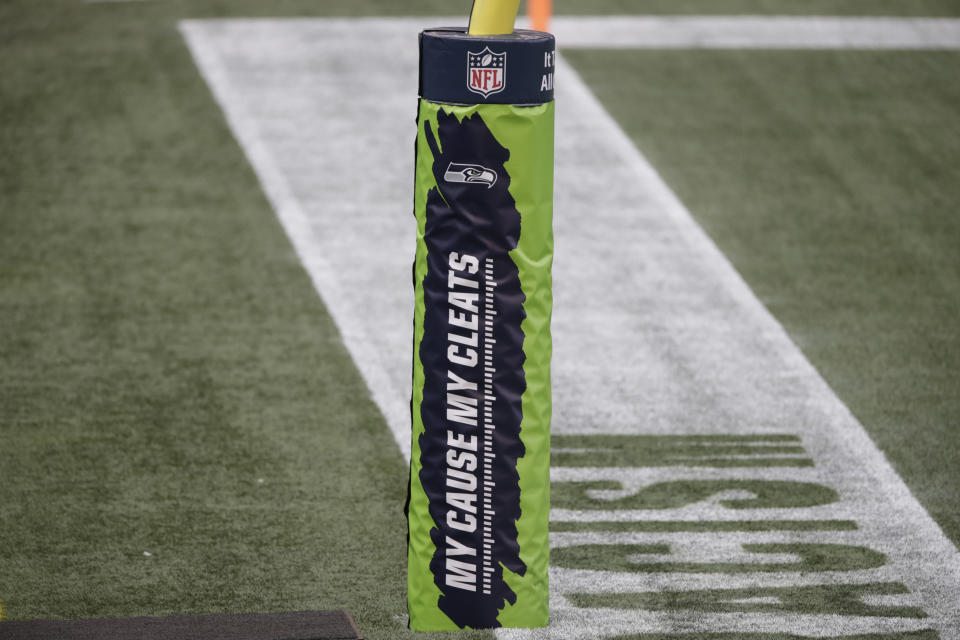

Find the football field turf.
xmin=1 ymin=1 xmax=959 ymax=638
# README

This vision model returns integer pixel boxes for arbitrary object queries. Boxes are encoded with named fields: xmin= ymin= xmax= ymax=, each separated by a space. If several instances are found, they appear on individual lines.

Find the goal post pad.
xmin=407 ymin=26 xmax=555 ymax=631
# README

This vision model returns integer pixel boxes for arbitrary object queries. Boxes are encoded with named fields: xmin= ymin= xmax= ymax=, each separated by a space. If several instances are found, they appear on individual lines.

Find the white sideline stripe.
xmin=180 ymin=17 xmax=960 ymax=639
xmin=180 ymin=16 xmax=960 ymax=51
xmin=180 ymin=21 xmax=412 ymax=460
xmin=543 ymin=15 xmax=960 ymax=49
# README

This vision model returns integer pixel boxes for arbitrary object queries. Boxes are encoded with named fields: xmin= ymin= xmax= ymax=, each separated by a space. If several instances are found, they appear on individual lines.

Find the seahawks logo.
xmin=444 ymin=162 xmax=498 ymax=189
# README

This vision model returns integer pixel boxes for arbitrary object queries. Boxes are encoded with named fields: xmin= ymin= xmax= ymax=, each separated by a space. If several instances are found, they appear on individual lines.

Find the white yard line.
xmin=180 ymin=21 xmax=414 ymax=461
xmin=181 ymin=17 xmax=960 ymax=638
xmin=544 ymin=15 xmax=960 ymax=49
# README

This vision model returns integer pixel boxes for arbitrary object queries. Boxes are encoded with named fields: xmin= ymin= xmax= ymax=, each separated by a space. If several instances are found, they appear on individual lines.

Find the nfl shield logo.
xmin=467 ymin=47 xmax=507 ymax=99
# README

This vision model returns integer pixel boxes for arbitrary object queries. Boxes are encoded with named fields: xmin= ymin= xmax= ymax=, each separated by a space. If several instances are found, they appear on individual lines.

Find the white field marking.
xmin=177 ymin=13 xmax=960 ymax=470
xmin=180 ymin=17 xmax=960 ymax=638
xmin=506 ymin=609 xmax=936 ymax=639
xmin=180 ymin=19 xmax=415 ymax=461
xmin=537 ymin=15 xmax=960 ymax=49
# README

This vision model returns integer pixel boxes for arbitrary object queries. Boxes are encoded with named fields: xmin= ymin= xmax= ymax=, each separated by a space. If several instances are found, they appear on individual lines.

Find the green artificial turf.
xmin=563 ymin=48 xmax=960 ymax=545
xmin=2 ymin=0 xmax=960 ymax=637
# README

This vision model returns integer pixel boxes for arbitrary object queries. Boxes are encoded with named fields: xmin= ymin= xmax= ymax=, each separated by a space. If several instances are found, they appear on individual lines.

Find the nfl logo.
xmin=467 ymin=47 xmax=507 ymax=99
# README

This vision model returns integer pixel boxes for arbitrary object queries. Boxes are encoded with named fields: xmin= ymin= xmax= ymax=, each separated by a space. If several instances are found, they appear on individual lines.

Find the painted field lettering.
xmin=568 ymin=582 xmax=927 ymax=618
xmin=549 ymin=432 xmax=932 ymax=635
xmin=551 ymin=542 xmax=887 ymax=573
xmin=551 ymin=479 xmax=839 ymax=510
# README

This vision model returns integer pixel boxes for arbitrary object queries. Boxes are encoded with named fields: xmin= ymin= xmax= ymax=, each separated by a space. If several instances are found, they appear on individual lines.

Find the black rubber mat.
xmin=0 ymin=610 xmax=362 ymax=639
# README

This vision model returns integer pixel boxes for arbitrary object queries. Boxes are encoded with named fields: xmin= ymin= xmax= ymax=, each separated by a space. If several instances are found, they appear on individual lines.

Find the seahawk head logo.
xmin=444 ymin=162 xmax=498 ymax=189
xmin=467 ymin=47 xmax=506 ymax=98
